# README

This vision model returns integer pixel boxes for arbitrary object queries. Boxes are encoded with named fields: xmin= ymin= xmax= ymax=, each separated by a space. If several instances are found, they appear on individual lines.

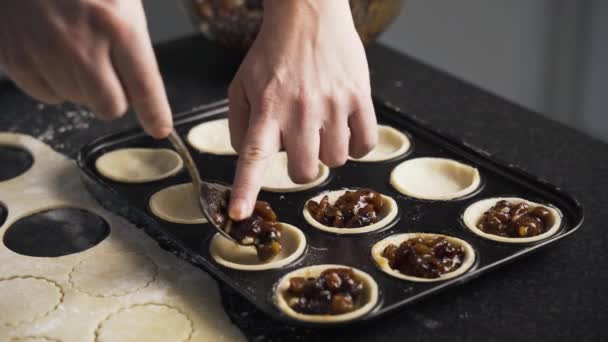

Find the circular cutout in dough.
xmin=0 ymin=201 xmax=7 ymax=228
xmin=95 ymin=304 xmax=193 ymax=342
xmin=0 ymin=145 xmax=33 ymax=182
xmin=3 ymin=207 xmax=110 ymax=257
xmin=261 ymin=152 xmax=330 ymax=193
xmin=187 ymin=118 xmax=237 ymax=155
xmin=274 ymin=264 xmax=378 ymax=323
xmin=95 ymin=148 xmax=183 ymax=183
xmin=209 ymin=223 xmax=306 ymax=271
xmin=149 ymin=183 xmax=208 ymax=224
xmin=371 ymin=233 xmax=475 ymax=282
xmin=390 ymin=157 xmax=481 ymax=200
xmin=350 ymin=125 xmax=411 ymax=162
xmin=462 ymin=197 xmax=562 ymax=243
xmin=0 ymin=276 xmax=63 ymax=326
xmin=303 ymin=189 xmax=398 ymax=234
xmin=69 ymin=252 xmax=157 ymax=297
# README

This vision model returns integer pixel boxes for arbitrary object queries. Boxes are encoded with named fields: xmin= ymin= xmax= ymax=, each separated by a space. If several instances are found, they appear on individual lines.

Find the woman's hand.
xmin=0 ymin=0 xmax=172 ymax=138
xmin=228 ymin=0 xmax=377 ymax=220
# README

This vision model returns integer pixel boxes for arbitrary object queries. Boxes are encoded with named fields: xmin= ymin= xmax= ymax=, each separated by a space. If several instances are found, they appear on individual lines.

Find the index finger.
xmin=110 ymin=14 xmax=172 ymax=138
xmin=229 ymin=117 xmax=281 ymax=220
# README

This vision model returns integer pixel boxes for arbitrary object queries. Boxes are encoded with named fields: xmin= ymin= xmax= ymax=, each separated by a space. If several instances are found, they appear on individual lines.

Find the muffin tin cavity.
xmin=303 ymin=189 xmax=398 ymax=234
xmin=261 ymin=152 xmax=330 ymax=193
xmin=274 ymin=265 xmax=378 ymax=323
xmin=209 ymin=223 xmax=306 ymax=271
xmin=390 ymin=157 xmax=481 ymax=200
xmin=371 ymin=233 xmax=476 ymax=282
xmin=462 ymin=197 xmax=562 ymax=243
xmin=351 ymin=125 xmax=411 ymax=162
xmin=95 ymin=148 xmax=183 ymax=183
xmin=3 ymin=207 xmax=110 ymax=257
xmin=0 ymin=145 xmax=34 ymax=182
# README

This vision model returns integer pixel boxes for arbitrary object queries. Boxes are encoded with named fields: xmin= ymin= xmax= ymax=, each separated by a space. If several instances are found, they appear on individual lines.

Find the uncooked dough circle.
xmin=209 ymin=223 xmax=306 ymax=271
xmin=371 ymin=233 xmax=476 ymax=282
xmin=462 ymin=197 xmax=562 ymax=243
xmin=69 ymin=252 xmax=157 ymax=297
xmin=95 ymin=304 xmax=193 ymax=342
xmin=390 ymin=157 xmax=481 ymax=200
xmin=187 ymin=118 xmax=237 ymax=155
xmin=261 ymin=152 xmax=330 ymax=192
xmin=149 ymin=183 xmax=208 ymax=224
xmin=274 ymin=264 xmax=378 ymax=323
xmin=302 ymin=189 xmax=398 ymax=234
xmin=350 ymin=125 xmax=411 ymax=162
xmin=0 ymin=276 xmax=63 ymax=326
xmin=95 ymin=148 xmax=183 ymax=183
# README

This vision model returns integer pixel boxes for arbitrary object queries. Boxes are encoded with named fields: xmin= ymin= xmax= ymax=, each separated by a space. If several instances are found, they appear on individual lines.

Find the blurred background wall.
xmin=17 ymin=1 xmax=608 ymax=142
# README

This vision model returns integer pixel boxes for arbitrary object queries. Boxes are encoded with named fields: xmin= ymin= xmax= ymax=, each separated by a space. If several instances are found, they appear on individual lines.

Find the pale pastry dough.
xmin=462 ymin=197 xmax=562 ymax=243
xmin=95 ymin=148 xmax=183 ymax=183
xmin=69 ymin=252 xmax=157 ymax=297
xmin=209 ymin=223 xmax=306 ymax=271
xmin=0 ymin=133 xmax=244 ymax=342
xmin=0 ymin=276 xmax=63 ymax=326
xmin=390 ymin=157 xmax=480 ymax=200
xmin=302 ymin=189 xmax=398 ymax=234
xmin=11 ymin=337 xmax=58 ymax=342
xmin=95 ymin=304 xmax=192 ymax=342
xmin=351 ymin=125 xmax=411 ymax=162
xmin=274 ymin=264 xmax=378 ymax=323
xmin=371 ymin=233 xmax=476 ymax=282
xmin=261 ymin=152 xmax=330 ymax=192
xmin=187 ymin=118 xmax=237 ymax=155
xmin=149 ymin=183 xmax=208 ymax=224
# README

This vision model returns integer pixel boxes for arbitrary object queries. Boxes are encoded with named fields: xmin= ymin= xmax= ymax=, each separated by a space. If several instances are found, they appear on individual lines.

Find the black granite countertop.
xmin=1 ymin=35 xmax=607 ymax=341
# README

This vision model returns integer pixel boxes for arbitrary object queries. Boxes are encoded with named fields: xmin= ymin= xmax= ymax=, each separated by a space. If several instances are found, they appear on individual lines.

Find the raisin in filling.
xmin=285 ymin=268 xmax=365 ymax=315
xmin=306 ymin=189 xmax=385 ymax=228
xmin=477 ymin=200 xmax=553 ymax=238
xmin=382 ymin=236 xmax=466 ymax=279
xmin=212 ymin=200 xmax=282 ymax=261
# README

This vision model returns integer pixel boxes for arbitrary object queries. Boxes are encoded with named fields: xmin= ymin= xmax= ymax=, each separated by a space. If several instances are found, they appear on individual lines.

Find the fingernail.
xmin=229 ymin=200 xmax=249 ymax=221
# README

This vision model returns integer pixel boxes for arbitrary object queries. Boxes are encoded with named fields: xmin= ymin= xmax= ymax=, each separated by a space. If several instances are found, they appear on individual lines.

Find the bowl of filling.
xmin=183 ymin=0 xmax=404 ymax=49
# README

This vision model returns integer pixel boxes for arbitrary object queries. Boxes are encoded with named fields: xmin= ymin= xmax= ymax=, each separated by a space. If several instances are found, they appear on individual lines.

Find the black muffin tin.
xmin=77 ymin=99 xmax=584 ymax=327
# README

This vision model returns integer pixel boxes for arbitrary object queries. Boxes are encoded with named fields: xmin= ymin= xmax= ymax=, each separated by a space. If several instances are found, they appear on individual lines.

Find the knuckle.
xmin=256 ymin=85 xmax=279 ymax=113
xmin=241 ymin=144 xmax=270 ymax=164
xmin=91 ymin=3 xmax=135 ymax=43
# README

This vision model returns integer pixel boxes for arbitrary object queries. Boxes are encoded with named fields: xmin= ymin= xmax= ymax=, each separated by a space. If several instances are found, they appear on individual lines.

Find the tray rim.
xmin=76 ymin=98 xmax=585 ymax=328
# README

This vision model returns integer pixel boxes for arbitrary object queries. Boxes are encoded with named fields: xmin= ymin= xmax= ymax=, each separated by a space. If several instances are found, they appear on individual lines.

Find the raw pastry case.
xmin=77 ymin=99 xmax=584 ymax=327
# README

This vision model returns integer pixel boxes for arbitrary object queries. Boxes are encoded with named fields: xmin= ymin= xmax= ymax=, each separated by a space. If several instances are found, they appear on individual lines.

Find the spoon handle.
xmin=168 ymin=130 xmax=202 ymax=192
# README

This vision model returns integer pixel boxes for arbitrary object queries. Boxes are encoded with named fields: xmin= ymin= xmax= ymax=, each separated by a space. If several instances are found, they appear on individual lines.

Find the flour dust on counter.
xmin=0 ymin=133 xmax=245 ymax=342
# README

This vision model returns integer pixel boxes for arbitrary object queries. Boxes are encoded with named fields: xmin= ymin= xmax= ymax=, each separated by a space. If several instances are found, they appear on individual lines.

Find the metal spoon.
xmin=167 ymin=130 xmax=236 ymax=243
